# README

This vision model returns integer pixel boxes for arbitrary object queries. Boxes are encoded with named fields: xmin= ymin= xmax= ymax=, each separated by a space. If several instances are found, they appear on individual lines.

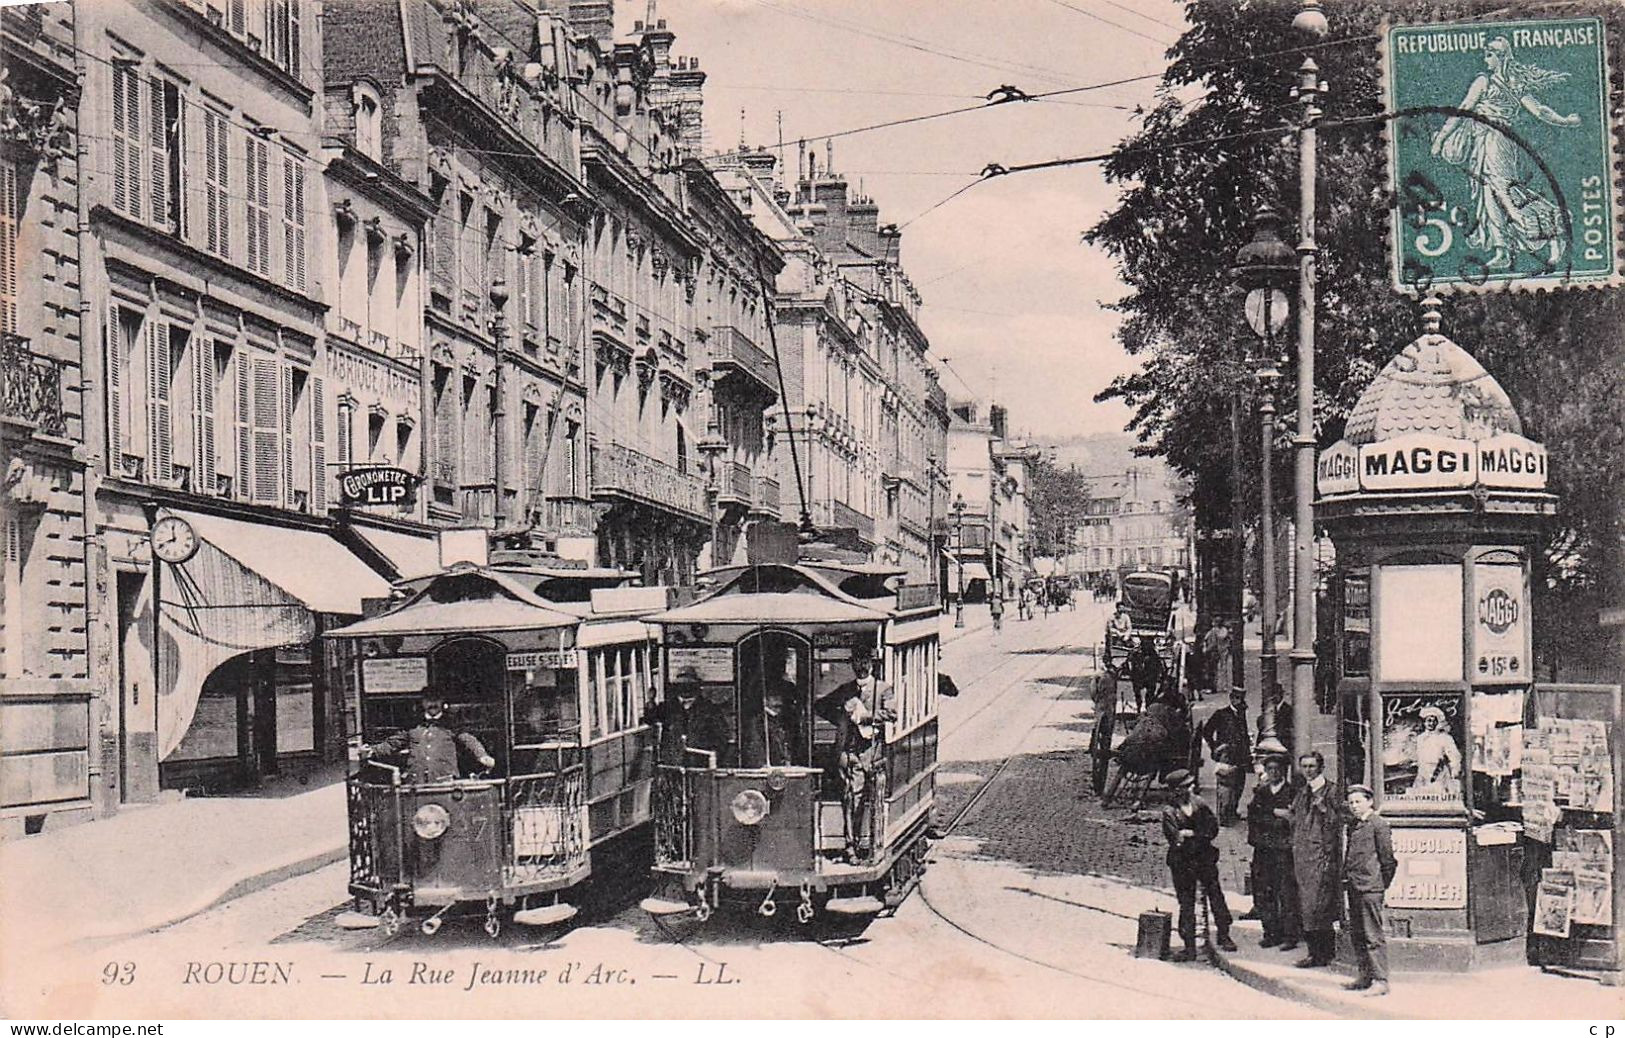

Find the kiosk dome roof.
xmin=1343 ymin=334 xmax=1522 ymax=446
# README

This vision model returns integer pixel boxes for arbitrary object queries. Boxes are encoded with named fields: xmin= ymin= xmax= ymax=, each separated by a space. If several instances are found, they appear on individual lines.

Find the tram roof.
xmin=327 ymin=566 xmax=579 ymax=637
xmin=654 ymin=563 xmax=892 ymax=625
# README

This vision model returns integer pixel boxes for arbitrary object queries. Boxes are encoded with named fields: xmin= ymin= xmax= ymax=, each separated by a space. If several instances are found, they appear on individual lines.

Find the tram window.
xmin=586 ymin=651 xmax=605 ymax=741
xmin=509 ymin=667 xmax=578 ymax=746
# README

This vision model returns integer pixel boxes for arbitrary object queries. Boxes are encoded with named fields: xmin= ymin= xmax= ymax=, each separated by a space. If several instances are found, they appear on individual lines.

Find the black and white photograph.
xmin=1 ymin=0 xmax=1624 ymax=1027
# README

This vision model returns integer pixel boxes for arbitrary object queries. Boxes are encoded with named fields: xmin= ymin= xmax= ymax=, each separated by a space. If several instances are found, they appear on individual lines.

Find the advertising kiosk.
xmin=1316 ymin=303 xmax=1559 ymax=970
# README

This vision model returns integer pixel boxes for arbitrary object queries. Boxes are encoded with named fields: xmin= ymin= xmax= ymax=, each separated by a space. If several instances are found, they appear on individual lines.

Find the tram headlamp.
xmin=412 ymin=803 xmax=452 ymax=840
xmin=729 ymin=788 xmax=770 ymax=826
xmin=766 ymin=769 xmax=789 ymax=792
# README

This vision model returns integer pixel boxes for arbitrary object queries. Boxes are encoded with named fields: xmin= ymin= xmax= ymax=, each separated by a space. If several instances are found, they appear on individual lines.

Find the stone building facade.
xmin=0 ymin=2 xmax=89 ymax=834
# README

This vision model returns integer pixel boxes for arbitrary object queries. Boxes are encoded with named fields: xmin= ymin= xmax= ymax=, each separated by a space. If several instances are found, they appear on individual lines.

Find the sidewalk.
xmin=0 ymin=767 xmax=347 ymax=952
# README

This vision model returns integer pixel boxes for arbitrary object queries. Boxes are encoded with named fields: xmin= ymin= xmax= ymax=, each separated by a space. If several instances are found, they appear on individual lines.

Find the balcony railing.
xmin=710 ymin=324 xmax=776 ymax=402
xmin=716 ymin=459 xmax=752 ymax=507
xmin=1 ymin=335 xmax=67 ymax=437
xmin=544 ymin=496 xmax=596 ymax=538
xmin=752 ymin=475 xmax=780 ymax=517
xmin=590 ymin=285 xmax=628 ymax=340
xmin=830 ymin=500 xmax=875 ymax=541
xmin=590 ymin=441 xmax=706 ymax=520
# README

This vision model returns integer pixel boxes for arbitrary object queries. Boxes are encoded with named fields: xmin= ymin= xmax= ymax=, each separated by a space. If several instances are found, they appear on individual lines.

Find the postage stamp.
xmin=1382 ymin=17 xmax=1620 ymax=294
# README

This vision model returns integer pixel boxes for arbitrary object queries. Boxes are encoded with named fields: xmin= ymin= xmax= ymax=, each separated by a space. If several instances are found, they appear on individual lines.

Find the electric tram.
xmin=326 ymin=546 xmax=669 ymax=937
xmin=639 ymin=547 xmax=942 ymax=925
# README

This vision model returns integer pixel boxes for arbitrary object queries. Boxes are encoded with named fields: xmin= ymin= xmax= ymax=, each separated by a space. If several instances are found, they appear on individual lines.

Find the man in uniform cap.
xmin=361 ymin=693 xmax=495 ymax=783
xmin=1161 ymin=768 xmax=1235 ymax=961
xmin=1343 ymin=784 xmax=1397 ymax=996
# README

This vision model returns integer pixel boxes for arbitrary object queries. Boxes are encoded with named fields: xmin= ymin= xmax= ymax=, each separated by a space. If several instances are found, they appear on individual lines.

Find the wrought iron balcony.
xmin=590 ymin=284 xmax=628 ymax=340
xmin=590 ymin=440 xmax=706 ymax=520
xmin=544 ymin=496 xmax=596 ymax=538
xmin=1 ymin=335 xmax=67 ymax=437
xmin=752 ymin=475 xmax=781 ymax=518
xmin=715 ymin=459 xmax=753 ymax=508
xmin=710 ymin=324 xmax=776 ymax=403
xmin=830 ymin=500 xmax=875 ymax=541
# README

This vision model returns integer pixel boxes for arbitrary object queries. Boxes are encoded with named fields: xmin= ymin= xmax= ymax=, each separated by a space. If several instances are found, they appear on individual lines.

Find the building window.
xmin=245 ymin=134 xmax=271 ymax=276
xmin=150 ymin=76 xmax=184 ymax=235
xmin=263 ymin=0 xmax=302 ymax=78
xmin=335 ymin=398 xmax=353 ymax=468
xmin=354 ymin=89 xmax=381 ymax=161
xmin=282 ymin=152 xmax=307 ymax=293
xmin=145 ymin=320 xmax=176 ymax=483
xmin=203 ymin=109 xmax=231 ymax=259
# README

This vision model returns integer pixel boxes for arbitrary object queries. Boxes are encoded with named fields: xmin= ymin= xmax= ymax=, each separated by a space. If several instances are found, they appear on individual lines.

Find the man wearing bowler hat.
xmin=1161 ymin=768 xmax=1235 ymax=961
xmin=646 ymin=665 xmax=728 ymax=765
xmin=1343 ymin=784 xmax=1397 ymax=996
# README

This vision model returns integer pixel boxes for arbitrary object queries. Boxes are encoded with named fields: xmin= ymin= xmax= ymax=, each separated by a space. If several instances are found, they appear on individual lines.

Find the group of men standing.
xmin=1160 ymin=686 xmax=1399 ymax=997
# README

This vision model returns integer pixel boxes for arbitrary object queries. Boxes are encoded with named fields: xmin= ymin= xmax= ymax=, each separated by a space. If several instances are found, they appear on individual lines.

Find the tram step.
xmin=335 ymin=911 xmax=381 ymax=930
xmin=513 ymin=903 xmax=578 ymax=927
xmin=823 ymin=895 xmax=884 ymax=916
xmin=639 ymin=896 xmax=696 ymax=917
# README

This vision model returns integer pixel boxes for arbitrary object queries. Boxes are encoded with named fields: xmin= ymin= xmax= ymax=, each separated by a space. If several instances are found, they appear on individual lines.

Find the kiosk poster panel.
xmin=1381 ymin=691 xmax=1466 ymax=810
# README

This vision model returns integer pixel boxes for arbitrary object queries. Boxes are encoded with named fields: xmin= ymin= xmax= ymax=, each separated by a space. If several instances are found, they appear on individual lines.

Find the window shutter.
xmin=0 ymin=163 xmax=16 ymax=334
xmin=111 ymin=66 xmax=141 ymax=218
xmin=193 ymin=339 xmax=216 ymax=493
xmin=435 ymin=368 xmax=457 ymax=483
xmin=280 ymin=364 xmax=294 ymax=504
xmin=146 ymin=321 xmax=172 ymax=482
xmin=246 ymin=137 xmax=271 ymax=276
xmin=229 ymin=0 xmax=245 ymax=34
xmin=205 ymin=111 xmax=230 ymax=258
xmin=431 ymin=212 xmax=455 ymax=293
xmin=283 ymin=155 xmax=306 ymax=293
xmin=251 ymin=355 xmax=281 ymax=504
xmin=336 ymin=403 xmax=352 ymax=468
xmin=234 ymin=350 xmax=251 ymax=499
xmin=244 ymin=138 xmax=259 ymax=272
xmin=309 ymin=375 xmax=326 ymax=512
xmin=287 ymin=0 xmax=301 ymax=77
xmin=149 ymin=76 xmax=169 ymax=230
xmin=107 ymin=305 xmax=125 ymax=465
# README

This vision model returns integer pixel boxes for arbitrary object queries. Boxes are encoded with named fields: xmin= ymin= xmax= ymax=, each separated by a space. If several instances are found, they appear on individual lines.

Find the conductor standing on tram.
xmin=821 ymin=650 xmax=895 ymax=858
xmin=360 ymin=692 xmax=495 ymax=782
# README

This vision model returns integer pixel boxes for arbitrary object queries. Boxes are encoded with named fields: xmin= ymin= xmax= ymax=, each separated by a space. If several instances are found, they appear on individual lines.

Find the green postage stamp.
xmin=1383 ymin=17 xmax=1619 ymax=294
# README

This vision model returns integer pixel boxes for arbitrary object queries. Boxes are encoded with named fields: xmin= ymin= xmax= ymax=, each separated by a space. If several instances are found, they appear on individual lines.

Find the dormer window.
xmin=353 ymin=82 xmax=382 ymax=162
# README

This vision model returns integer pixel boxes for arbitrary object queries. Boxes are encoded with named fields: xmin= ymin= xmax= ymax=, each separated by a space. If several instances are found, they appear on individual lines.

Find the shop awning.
xmin=958 ymin=561 xmax=991 ymax=583
xmin=352 ymin=525 xmax=441 ymax=581
xmin=178 ymin=511 xmax=391 ymax=615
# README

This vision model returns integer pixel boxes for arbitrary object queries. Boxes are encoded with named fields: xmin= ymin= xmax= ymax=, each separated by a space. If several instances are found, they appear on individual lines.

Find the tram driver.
xmin=360 ymin=692 xmax=496 ymax=783
xmin=646 ymin=666 xmax=728 ymax=766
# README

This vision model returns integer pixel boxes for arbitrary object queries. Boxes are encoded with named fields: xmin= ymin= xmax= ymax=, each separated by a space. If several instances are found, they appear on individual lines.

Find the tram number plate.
xmin=506 ymin=650 xmax=578 ymax=671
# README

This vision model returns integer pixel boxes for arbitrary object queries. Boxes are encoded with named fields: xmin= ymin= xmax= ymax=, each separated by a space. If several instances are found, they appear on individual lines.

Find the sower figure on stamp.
xmin=1247 ymin=755 xmax=1302 ymax=950
xmin=361 ymin=692 xmax=495 ymax=783
xmin=1342 ymin=784 xmax=1398 ymax=996
xmin=1161 ymin=769 xmax=1235 ymax=961
xmin=1290 ymin=750 xmax=1343 ymax=969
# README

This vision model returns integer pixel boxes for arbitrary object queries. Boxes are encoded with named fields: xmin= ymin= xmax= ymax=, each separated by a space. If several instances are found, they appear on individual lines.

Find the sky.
xmin=618 ymin=0 xmax=1189 ymax=443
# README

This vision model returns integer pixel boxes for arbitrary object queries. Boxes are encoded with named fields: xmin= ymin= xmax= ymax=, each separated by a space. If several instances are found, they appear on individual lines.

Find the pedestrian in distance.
xmin=1343 ymin=784 xmax=1398 ymax=996
xmin=1160 ymin=769 xmax=1236 ymax=961
xmin=360 ymin=692 xmax=496 ymax=783
xmin=1290 ymin=750 xmax=1343 ymax=969
xmin=988 ymin=589 xmax=1004 ymax=633
xmin=1202 ymin=685 xmax=1253 ymax=825
xmin=1246 ymin=755 xmax=1302 ymax=950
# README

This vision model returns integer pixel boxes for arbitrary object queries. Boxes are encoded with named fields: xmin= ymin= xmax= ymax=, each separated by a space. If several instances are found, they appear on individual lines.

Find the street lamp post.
xmin=952 ymin=493 xmax=967 ymax=629
xmin=1234 ymin=206 xmax=1294 ymax=723
xmin=1289 ymin=2 xmax=1328 ymax=764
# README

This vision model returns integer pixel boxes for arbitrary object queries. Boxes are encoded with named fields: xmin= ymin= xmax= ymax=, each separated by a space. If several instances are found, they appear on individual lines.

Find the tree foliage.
xmin=1088 ymin=0 xmax=1625 ymax=614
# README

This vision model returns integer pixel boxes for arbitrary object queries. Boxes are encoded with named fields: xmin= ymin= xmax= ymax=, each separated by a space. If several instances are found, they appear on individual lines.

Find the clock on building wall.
xmin=150 ymin=515 xmax=199 ymax=564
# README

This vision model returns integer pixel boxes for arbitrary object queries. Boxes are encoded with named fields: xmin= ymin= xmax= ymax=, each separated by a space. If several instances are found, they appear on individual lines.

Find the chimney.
xmin=565 ymin=0 xmax=614 ymax=47
xmin=811 ymin=172 xmax=848 ymax=253
xmin=989 ymin=404 xmax=1008 ymax=441
xmin=668 ymin=55 xmax=706 ymax=159
xmin=847 ymin=194 xmax=880 ymax=257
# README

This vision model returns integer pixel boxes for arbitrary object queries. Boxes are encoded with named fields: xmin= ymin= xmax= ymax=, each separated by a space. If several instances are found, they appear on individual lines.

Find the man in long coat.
xmin=1289 ymin=749 xmax=1342 ymax=968
xmin=1246 ymin=755 xmax=1301 ymax=949
xmin=1202 ymin=685 xmax=1253 ymax=824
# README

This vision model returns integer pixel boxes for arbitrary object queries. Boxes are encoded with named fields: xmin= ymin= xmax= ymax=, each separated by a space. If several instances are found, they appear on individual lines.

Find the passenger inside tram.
xmin=739 ymin=643 xmax=807 ymax=768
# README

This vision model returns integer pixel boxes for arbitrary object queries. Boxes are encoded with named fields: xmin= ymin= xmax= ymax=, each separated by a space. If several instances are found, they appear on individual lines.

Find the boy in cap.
xmin=1161 ymin=768 xmax=1235 ymax=960
xmin=1343 ymin=784 xmax=1397 ymax=996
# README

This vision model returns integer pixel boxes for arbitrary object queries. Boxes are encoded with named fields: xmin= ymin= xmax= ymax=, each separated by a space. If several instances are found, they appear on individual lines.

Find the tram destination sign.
xmin=506 ymin=649 xmax=578 ymax=671
xmin=1384 ymin=17 xmax=1619 ymax=293
xmin=338 ymin=466 xmax=422 ymax=508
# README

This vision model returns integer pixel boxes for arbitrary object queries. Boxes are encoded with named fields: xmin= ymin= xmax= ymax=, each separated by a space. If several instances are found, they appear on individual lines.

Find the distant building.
xmin=945 ymin=399 xmax=1038 ymax=600
xmin=1069 ymin=465 xmax=1190 ymax=580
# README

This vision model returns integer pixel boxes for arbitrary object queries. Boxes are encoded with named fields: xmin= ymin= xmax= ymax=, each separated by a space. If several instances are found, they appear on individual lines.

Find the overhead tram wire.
xmin=1040 ymin=0 xmax=1177 ymax=48
xmin=1096 ymin=0 xmax=1185 ymax=32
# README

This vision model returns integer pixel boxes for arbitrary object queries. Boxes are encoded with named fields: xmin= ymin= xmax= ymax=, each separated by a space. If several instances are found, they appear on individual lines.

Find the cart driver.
xmin=360 ymin=693 xmax=496 ymax=783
